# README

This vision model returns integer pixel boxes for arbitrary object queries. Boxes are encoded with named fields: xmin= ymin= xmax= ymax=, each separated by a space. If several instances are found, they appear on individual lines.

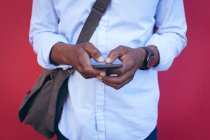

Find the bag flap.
xmin=18 ymin=69 xmax=53 ymax=122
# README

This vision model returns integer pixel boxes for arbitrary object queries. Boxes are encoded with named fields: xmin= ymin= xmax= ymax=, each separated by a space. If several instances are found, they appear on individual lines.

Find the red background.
xmin=0 ymin=0 xmax=210 ymax=139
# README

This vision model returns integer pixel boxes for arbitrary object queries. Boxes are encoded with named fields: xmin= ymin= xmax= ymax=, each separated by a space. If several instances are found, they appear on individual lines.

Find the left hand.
xmin=98 ymin=45 xmax=146 ymax=89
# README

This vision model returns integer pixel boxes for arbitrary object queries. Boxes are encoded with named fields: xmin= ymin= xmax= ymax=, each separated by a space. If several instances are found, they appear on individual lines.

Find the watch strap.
xmin=140 ymin=47 xmax=154 ymax=70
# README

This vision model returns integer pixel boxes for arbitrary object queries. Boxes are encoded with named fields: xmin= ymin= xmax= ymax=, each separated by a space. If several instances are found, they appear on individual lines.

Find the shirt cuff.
xmin=146 ymin=33 xmax=182 ymax=71
xmin=36 ymin=34 xmax=71 ymax=70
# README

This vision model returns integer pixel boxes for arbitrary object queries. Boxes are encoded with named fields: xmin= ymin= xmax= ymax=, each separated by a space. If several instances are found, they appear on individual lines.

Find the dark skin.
xmin=97 ymin=45 xmax=159 ymax=89
xmin=50 ymin=42 xmax=159 ymax=89
xmin=50 ymin=42 xmax=106 ymax=79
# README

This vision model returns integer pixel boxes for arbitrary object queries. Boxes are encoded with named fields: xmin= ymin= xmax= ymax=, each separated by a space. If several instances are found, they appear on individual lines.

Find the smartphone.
xmin=91 ymin=58 xmax=122 ymax=69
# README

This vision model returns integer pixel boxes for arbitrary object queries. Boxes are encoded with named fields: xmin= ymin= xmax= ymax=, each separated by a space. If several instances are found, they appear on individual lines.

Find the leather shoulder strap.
xmin=18 ymin=0 xmax=111 ymax=123
xmin=76 ymin=0 xmax=111 ymax=44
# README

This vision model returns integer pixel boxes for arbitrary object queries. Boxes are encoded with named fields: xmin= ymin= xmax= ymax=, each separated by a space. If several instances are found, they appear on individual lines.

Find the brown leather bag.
xmin=19 ymin=69 xmax=71 ymax=138
xmin=18 ymin=0 xmax=111 ymax=138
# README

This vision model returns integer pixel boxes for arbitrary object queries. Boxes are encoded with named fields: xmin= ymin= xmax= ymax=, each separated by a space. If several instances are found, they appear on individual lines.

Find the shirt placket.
xmin=95 ymin=9 xmax=109 ymax=140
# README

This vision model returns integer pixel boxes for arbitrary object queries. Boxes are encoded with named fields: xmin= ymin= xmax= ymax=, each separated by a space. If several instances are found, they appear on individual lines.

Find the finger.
xmin=77 ymin=54 xmax=106 ymax=78
xmin=83 ymin=72 xmax=106 ymax=79
xmin=106 ymin=59 xmax=134 ymax=76
xmin=105 ymin=46 xmax=126 ymax=64
xmin=102 ymin=69 xmax=134 ymax=86
xmin=81 ymin=66 xmax=106 ymax=77
xmin=102 ymin=75 xmax=133 ymax=90
xmin=83 ymin=42 xmax=104 ymax=62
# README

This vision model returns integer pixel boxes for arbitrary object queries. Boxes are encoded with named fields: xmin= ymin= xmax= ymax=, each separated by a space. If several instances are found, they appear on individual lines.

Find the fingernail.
xmin=98 ymin=56 xmax=105 ymax=62
xmin=100 ymin=72 xmax=106 ymax=77
xmin=105 ymin=57 xmax=111 ymax=63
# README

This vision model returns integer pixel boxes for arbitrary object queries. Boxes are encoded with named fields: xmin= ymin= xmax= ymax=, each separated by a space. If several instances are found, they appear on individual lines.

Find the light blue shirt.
xmin=29 ymin=0 xmax=187 ymax=140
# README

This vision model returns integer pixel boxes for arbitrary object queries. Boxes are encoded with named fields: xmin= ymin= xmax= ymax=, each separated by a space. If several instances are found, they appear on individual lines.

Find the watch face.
xmin=147 ymin=56 xmax=155 ymax=68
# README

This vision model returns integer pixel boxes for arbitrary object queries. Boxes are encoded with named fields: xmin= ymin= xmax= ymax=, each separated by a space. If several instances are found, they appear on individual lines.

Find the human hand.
xmin=50 ymin=42 xmax=106 ymax=79
xmin=97 ymin=45 xmax=146 ymax=89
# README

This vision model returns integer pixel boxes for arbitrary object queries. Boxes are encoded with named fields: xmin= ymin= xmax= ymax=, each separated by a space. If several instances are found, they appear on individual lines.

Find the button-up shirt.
xmin=29 ymin=0 xmax=187 ymax=139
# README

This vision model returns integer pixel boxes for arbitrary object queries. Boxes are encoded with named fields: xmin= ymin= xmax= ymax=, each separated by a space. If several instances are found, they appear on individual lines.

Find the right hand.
xmin=50 ymin=42 xmax=106 ymax=79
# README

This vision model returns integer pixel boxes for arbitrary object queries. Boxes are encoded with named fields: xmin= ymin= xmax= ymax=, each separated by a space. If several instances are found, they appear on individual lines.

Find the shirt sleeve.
xmin=29 ymin=0 xmax=70 ymax=70
xmin=146 ymin=0 xmax=187 ymax=71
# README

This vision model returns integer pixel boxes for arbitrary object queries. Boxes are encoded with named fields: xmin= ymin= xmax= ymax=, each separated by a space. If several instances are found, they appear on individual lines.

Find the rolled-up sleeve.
xmin=29 ymin=0 xmax=69 ymax=69
xmin=146 ymin=0 xmax=187 ymax=71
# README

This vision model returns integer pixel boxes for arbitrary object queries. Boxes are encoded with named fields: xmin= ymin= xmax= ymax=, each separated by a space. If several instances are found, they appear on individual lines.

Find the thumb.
xmin=105 ymin=49 xmax=122 ymax=64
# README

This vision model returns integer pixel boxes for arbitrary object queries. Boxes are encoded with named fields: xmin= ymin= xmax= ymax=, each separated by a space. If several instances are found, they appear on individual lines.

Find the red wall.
xmin=0 ymin=0 xmax=209 ymax=139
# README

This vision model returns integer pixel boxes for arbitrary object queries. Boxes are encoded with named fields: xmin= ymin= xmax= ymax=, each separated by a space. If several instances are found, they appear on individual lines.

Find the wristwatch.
xmin=140 ymin=47 xmax=155 ymax=70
